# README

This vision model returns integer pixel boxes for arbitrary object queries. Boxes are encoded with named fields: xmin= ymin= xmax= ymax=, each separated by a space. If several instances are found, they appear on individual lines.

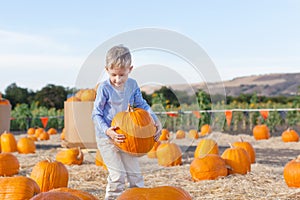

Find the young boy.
xmin=92 ymin=45 xmax=162 ymax=200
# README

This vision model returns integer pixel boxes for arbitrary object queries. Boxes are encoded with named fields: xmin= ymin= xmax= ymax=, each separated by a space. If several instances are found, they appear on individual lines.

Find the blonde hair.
xmin=106 ymin=45 xmax=132 ymax=69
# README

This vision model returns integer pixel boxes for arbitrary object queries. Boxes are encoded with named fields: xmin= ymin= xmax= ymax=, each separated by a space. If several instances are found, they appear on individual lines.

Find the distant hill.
xmin=141 ymin=72 xmax=300 ymax=97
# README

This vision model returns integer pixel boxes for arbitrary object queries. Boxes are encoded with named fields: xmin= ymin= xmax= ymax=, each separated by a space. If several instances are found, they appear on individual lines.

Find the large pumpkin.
xmin=116 ymin=186 xmax=192 ymax=200
xmin=190 ymin=154 xmax=228 ymax=181
xmin=282 ymin=128 xmax=299 ymax=142
xmin=253 ymin=124 xmax=270 ymax=140
xmin=30 ymin=191 xmax=81 ymax=200
xmin=111 ymin=104 xmax=156 ymax=156
xmin=55 ymin=147 xmax=84 ymax=165
xmin=50 ymin=187 xmax=98 ymax=200
xmin=17 ymin=137 xmax=36 ymax=154
xmin=156 ymin=143 xmax=182 ymax=167
xmin=283 ymin=155 xmax=300 ymax=188
xmin=0 ymin=132 xmax=17 ymax=153
xmin=80 ymin=89 xmax=96 ymax=101
xmin=0 ymin=153 xmax=20 ymax=176
xmin=0 ymin=176 xmax=40 ymax=200
xmin=232 ymin=138 xmax=256 ymax=163
xmin=194 ymin=138 xmax=219 ymax=158
xmin=30 ymin=159 xmax=69 ymax=192
xmin=221 ymin=146 xmax=251 ymax=175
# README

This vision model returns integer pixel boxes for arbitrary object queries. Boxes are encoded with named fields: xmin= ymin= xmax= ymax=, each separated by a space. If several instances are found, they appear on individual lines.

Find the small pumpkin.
xmin=0 ymin=152 xmax=20 ymax=176
xmin=66 ymin=96 xmax=81 ymax=102
xmin=50 ymin=187 xmax=98 ymax=200
xmin=156 ymin=143 xmax=182 ymax=167
xmin=175 ymin=130 xmax=185 ymax=139
xmin=61 ymin=128 xmax=66 ymax=140
xmin=27 ymin=127 xmax=36 ymax=135
xmin=0 ymin=176 xmax=40 ymax=200
xmin=190 ymin=154 xmax=228 ymax=181
xmin=221 ymin=145 xmax=251 ymax=175
xmin=38 ymin=131 xmax=50 ymax=140
xmin=111 ymin=104 xmax=156 ymax=156
xmin=30 ymin=159 xmax=69 ymax=192
xmin=0 ymin=131 xmax=17 ymax=153
xmin=158 ymin=129 xmax=170 ymax=141
xmin=80 ymin=89 xmax=96 ymax=101
xmin=55 ymin=147 xmax=84 ymax=165
xmin=34 ymin=128 xmax=45 ymax=138
xmin=199 ymin=124 xmax=212 ymax=136
xmin=147 ymin=141 xmax=161 ymax=159
xmin=47 ymin=128 xmax=57 ymax=135
xmin=282 ymin=128 xmax=299 ymax=142
xmin=284 ymin=155 xmax=300 ymax=188
xmin=117 ymin=186 xmax=192 ymax=200
xmin=253 ymin=124 xmax=270 ymax=140
xmin=17 ymin=137 xmax=36 ymax=154
xmin=95 ymin=150 xmax=107 ymax=170
xmin=194 ymin=138 xmax=219 ymax=158
xmin=30 ymin=191 xmax=81 ymax=200
xmin=188 ymin=129 xmax=199 ymax=139
xmin=232 ymin=137 xmax=256 ymax=163
xmin=0 ymin=93 xmax=10 ymax=105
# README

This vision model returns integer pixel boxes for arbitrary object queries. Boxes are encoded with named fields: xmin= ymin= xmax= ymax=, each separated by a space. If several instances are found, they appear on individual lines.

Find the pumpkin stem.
xmin=295 ymin=155 xmax=300 ymax=162
xmin=240 ymin=136 xmax=244 ymax=142
xmin=77 ymin=147 xmax=82 ymax=160
xmin=228 ymin=142 xmax=233 ymax=148
xmin=126 ymin=104 xmax=134 ymax=112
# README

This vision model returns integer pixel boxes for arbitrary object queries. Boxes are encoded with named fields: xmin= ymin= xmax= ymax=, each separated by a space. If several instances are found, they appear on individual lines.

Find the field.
xmin=13 ymin=131 xmax=300 ymax=200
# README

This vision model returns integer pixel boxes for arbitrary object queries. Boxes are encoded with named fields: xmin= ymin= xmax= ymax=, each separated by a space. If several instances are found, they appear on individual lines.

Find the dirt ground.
xmin=11 ymin=131 xmax=300 ymax=200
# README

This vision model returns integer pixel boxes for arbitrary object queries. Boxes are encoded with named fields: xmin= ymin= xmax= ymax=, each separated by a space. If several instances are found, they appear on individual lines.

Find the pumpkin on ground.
xmin=0 ymin=152 xmax=20 ymax=176
xmin=47 ymin=128 xmax=57 ymax=135
xmin=27 ymin=127 xmax=36 ymax=135
xmin=116 ymin=186 xmax=192 ymax=200
xmin=190 ymin=154 xmax=228 ymax=181
xmin=17 ymin=137 xmax=36 ymax=154
xmin=50 ymin=187 xmax=98 ymax=200
xmin=221 ymin=145 xmax=251 ymax=175
xmin=30 ymin=159 xmax=69 ymax=192
xmin=95 ymin=150 xmax=107 ymax=170
xmin=232 ymin=138 xmax=256 ymax=163
xmin=111 ymin=104 xmax=156 ymax=156
xmin=30 ymin=191 xmax=81 ymax=200
xmin=34 ymin=128 xmax=45 ymax=138
xmin=156 ymin=143 xmax=182 ymax=167
xmin=253 ymin=124 xmax=270 ymax=140
xmin=283 ymin=155 xmax=300 ymax=188
xmin=282 ymin=128 xmax=299 ymax=142
xmin=199 ymin=124 xmax=212 ymax=136
xmin=158 ymin=129 xmax=170 ymax=141
xmin=175 ymin=130 xmax=185 ymax=139
xmin=0 ymin=132 xmax=17 ymax=153
xmin=147 ymin=141 xmax=161 ymax=158
xmin=188 ymin=129 xmax=199 ymax=139
xmin=56 ymin=147 xmax=84 ymax=165
xmin=0 ymin=176 xmax=40 ymax=200
xmin=38 ymin=131 xmax=50 ymax=141
xmin=194 ymin=138 xmax=219 ymax=158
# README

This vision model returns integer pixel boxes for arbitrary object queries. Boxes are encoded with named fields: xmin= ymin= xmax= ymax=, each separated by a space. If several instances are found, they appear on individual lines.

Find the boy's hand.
xmin=106 ymin=126 xmax=125 ymax=143
xmin=154 ymin=122 xmax=162 ymax=142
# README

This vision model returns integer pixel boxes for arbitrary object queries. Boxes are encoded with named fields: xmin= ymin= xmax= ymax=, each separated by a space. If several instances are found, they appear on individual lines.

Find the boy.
xmin=92 ymin=45 xmax=162 ymax=199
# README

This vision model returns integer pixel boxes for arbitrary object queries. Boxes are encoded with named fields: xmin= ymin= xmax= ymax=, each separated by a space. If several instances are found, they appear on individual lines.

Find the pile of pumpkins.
xmin=66 ymin=88 xmax=97 ymax=102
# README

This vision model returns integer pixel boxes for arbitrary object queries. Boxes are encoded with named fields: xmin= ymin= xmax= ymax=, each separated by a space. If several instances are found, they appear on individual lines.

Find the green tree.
xmin=197 ymin=90 xmax=211 ymax=128
xmin=4 ymin=83 xmax=33 ymax=108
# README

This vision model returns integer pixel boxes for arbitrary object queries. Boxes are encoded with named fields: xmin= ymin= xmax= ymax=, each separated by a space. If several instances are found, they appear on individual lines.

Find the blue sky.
xmin=0 ymin=0 xmax=300 ymax=93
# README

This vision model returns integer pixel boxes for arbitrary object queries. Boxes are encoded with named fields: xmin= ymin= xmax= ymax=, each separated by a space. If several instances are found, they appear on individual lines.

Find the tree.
xmin=4 ymin=83 xmax=32 ymax=108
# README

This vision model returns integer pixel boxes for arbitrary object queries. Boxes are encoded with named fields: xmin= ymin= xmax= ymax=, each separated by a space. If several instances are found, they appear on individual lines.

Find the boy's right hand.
xmin=106 ymin=126 xmax=125 ymax=143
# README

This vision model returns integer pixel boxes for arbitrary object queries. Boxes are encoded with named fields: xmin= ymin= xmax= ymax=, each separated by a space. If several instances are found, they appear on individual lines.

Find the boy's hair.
xmin=106 ymin=45 xmax=132 ymax=69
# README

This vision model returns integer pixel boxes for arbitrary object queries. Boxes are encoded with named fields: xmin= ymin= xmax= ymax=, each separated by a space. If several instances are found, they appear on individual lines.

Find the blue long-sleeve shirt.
xmin=92 ymin=78 xmax=159 ymax=138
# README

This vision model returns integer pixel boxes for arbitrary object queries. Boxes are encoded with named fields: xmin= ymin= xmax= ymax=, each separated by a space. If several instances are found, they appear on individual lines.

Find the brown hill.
xmin=141 ymin=72 xmax=300 ymax=96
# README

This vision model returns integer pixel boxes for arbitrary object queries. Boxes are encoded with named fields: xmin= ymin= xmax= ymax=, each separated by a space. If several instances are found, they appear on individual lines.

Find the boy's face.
xmin=106 ymin=66 xmax=133 ymax=89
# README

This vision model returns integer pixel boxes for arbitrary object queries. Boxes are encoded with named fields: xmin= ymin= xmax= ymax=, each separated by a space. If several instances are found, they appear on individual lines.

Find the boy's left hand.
xmin=154 ymin=122 xmax=162 ymax=142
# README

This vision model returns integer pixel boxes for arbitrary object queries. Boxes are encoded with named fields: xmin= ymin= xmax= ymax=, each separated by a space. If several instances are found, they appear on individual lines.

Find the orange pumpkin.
xmin=232 ymin=138 xmax=256 ymax=163
xmin=0 ymin=132 xmax=17 ymax=152
xmin=27 ymin=127 xmax=36 ymax=135
xmin=253 ymin=124 xmax=270 ymax=140
xmin=158 ymin=129 xmax=170 ymax=141
xmin=282 ymin=128 xmax=299 ymax=142
xmin=30 ymin=159 xmax=69 ymax=192
xmin=194 ymin=138 xmax=219 ymax=158
xmin=50 ymin=187 xmax=98 ymax=200
xmin=30 ymin=191 xmax=81 ymax=200
xmin=111 ymin=104 xmax=156 ymax=156
xmin=188 ymin=129 xmax=199 ymax=139
xmin=38 ymin=131 xmax=50 ymax=140
xmin=17 ymin=137 xmax=36 ymax=154
xmin=156 ymin=143 xmax=182 ymax=167
xmin=0 ymin=93 xmax=10 ymax=105
xmin=190 ymin=154 xmax=228 ymax=181
xmin=117 ymin=186 xmax=192 ymax=200
xmin=0 ymin=152 xmax=20 ymax=176
xmin=175 ymin=130 xmax=185 ymax=139
xmin=95 ymin=150 xmax=107 ymax=170
xmin=55 ymin=147 xmax=84 ymax=165
xmin=80 ymin=89 xmax=96 ymax=101
xmin=221 ymin=145 xmax=251 ymax=175
xmin=199 ymin=124 xmax=212 ymax=136
xmin=47 ymin=128 xmax=57 ymax=135
xmin=34 ymin=128 xmax=45 ymax=138
xmin=66 ymin=96 xmax=80 ymax=102
xmin=147 ymin=141 xmax=161 ymax=158
xmin=0 ymin=176 xmax=40 ymax=199
xmin=60 ymin=128 xmax=66 ymax=140
xmin=284 ymin=155 xmax=300 ymax=188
